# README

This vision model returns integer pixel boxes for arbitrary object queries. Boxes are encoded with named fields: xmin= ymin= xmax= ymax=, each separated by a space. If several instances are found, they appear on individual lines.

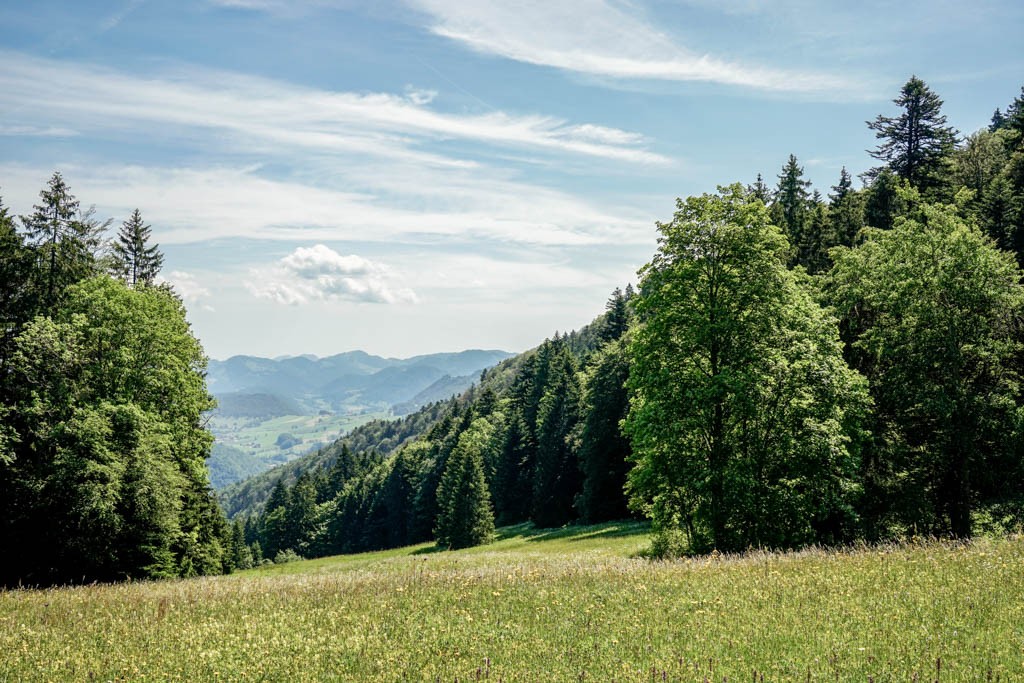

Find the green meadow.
xmin=3 ymin=523 xmax=1023 ymax=682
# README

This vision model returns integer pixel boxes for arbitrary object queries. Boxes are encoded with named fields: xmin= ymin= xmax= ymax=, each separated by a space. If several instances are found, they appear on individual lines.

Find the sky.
xmin=1 ymin=1 xmax=1022 ymax=360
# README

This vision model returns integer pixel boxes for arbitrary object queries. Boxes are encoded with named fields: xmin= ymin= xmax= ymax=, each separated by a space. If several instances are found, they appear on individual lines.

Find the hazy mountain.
xmin=206 ymin=349 xmax=513 ymax=490
xmin=207 ymin=349 xmax=513 ymax=413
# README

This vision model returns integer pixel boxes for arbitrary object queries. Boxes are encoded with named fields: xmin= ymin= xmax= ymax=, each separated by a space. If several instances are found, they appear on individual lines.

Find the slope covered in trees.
xmin=4 ymin=77 xmax=1024 ymax=584
xmin=233 ymin=78 xmax=1024 ymax=561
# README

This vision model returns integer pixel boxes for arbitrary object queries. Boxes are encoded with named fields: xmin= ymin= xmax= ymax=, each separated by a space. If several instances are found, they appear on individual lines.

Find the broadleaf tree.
xmin=625 ymin=184 xmax=870 ymax=554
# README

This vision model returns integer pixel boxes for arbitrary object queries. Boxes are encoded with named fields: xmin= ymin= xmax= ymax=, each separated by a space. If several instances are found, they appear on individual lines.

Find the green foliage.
xmin=625 ymin=184 xmax=869 ymax=553
xmin=868 ymin=76 xmax=958 ymax=195
xmin=574 ymin=339 xmax=632 ymax=523
xmin=0 ymin=275 xmax=221 ymax=584
xmin=111 ymin=208 xmax=164 ymax=287
xmin=827 ymin=192 xmax=1024 ymax=537
xmin=435 ymin=418 xmax=496 ymax=549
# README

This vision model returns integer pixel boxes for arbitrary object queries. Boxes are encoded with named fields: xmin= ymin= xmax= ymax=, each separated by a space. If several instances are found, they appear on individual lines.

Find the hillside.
xmin=217 ymin=319 xmax=604 ymax=519
xmin=205 ymin=349 xmax=513 ymax=489
xmin=4 ymin=523 xmax=1022 ymax=681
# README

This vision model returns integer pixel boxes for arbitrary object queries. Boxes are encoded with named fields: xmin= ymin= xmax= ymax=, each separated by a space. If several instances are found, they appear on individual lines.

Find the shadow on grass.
xmin=411 ymin=544 xmax=445 ymax=556
xmin=493 ymin=520 xmax=651 ymax=544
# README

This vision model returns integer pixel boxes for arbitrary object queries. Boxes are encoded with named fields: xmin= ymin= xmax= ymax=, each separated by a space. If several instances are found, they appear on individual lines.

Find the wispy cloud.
xmin=405 ymin=0 xmax=871 ymax=97
xmin=0 ymin=125 xmax=78 ymax=137
xmin=0 ymin=51 xmax=667 ymax=166
xmin=246 ymin=245 xmax=417 ymax=305
xmin=0 ymin=162 xmax=654 ymax=248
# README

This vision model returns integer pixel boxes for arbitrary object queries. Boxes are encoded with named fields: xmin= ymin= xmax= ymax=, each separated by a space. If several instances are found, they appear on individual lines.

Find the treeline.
xmin=244 ymin=77 xmax=1024 ymax=559
xmin=239 ymin=304 xmax=635 ymax=558
xmin=0 ymin=174 xmax=233 ymax=585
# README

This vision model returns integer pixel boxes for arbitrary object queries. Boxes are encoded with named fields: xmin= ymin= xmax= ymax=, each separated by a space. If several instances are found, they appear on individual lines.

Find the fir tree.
xmin=867 ymin=76 xmax=958 ymax=192
xmin=113 ymin=209 xmax=164 ymax=287
xmin=575 ymin=339 xmax=632 ymax=523
xmin=20 ymin=172 xmax=92 ymax=311
xmin=829 ymin=167 xmax=865 ymax=247
xmin=435 ymin=418 xmax=495 ymax=549
xmin=772 ymin=155 xmax=812 ymax=266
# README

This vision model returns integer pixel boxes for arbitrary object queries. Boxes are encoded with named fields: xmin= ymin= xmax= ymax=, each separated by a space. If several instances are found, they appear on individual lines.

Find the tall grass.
xmin=2 ymin=523 xmax=1022 ymax=681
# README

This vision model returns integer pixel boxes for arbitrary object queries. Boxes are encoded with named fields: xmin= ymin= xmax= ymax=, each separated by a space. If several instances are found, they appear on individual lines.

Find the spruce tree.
xmin=531 ymin=347 xmax=582 ymax=528
xmin=748 ymin=173 xmax=772 ymax=204
xmin=20 ymin=172 xmax=91 ymax=311
xmin=435 ymin=418 xmax=495 ymax=549
xmin=575 ymin=339 xmax=632 ymax=523
xmin=867 ymin=76 xmax=958 ymax=192
xmin=0 ymin=197 xmax=31 ymax=370
xmin=113 ymin=209 xmax=164 ymax=287
xmin=772 ymin=155 xmax=812 ymax=266
xmin=829 ymin=167 xmax=865 ymax=247
xmin=600 ymin=287 xmax=629 ymax=342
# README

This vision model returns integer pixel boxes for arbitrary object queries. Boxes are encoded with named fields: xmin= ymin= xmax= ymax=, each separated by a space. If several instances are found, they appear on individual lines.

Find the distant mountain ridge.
xmin=208 ymin=349 xmax=513 ymax=414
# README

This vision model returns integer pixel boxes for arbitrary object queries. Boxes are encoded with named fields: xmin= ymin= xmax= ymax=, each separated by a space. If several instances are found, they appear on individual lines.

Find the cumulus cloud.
xmin=247 ymin=245 xmax=418 ymax=305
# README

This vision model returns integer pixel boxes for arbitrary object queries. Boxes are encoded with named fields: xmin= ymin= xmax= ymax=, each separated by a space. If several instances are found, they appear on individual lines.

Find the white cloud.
xmin=404 ymin=85 xmax=438 ymax=105
xmin=159 ymin=270 xmax=215 ymax=311
xmin=0 ymin=162 xmax=654 ymax=248
xmin=246 ymin=245 xmax=418 ymax=305
xmin=0 ymin=125 xmax=78 ymax=137
xmin=0 ymin=51 xmax=667 ymax=166
xmin=405 ymin=0 xmax=870 ymax=96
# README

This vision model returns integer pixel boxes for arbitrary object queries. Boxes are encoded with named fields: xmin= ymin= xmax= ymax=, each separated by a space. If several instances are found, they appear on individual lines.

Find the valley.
xmin=204 ymin=349 xmax=512 ymax=488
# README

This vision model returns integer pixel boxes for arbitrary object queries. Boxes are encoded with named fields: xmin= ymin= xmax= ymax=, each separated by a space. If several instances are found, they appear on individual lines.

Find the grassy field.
xmin=3 ymin=522 xmax=1023 ymax=682
xmin=207 ymin=411 xmax=388 ymax=487
xmin=210 ymin=411 xmax=389 ymax=460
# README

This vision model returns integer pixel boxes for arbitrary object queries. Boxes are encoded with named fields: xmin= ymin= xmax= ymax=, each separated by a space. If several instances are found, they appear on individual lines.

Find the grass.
xmin=3 ymin=522 xmax=1023 ymax=681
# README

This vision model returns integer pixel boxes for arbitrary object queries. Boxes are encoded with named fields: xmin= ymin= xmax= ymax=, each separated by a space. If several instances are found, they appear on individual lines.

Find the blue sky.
xmin=1 ymin=0 xmax=1022 ymax=359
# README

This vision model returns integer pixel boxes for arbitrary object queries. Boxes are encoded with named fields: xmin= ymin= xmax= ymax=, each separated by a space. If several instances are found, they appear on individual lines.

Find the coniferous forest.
xmin=3 ymin=78 xmax=1024 ymax=586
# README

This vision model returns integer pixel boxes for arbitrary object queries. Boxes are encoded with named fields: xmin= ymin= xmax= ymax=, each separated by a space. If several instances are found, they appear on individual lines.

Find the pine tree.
xmin=772 ymin=155 xmax=812 ymax=266
xmin=20 ymin=172 xmax=89 ymax=311
xmin=575 ymin=339 xmax=632 ymax=523
xmin=435 ymin=418 xmax=495 ymax=549
xmin=113 ymin=209 xmax=164 ymax=287
xmin=829 ymin=167 xmax=865 ymax=247
xmin=867 ymin=76 xmax=958 ymax=193
xmin=600 ymin=287 xmax=629 ymax=342
xmin=531 ymin=347 xmax=582 ymax=528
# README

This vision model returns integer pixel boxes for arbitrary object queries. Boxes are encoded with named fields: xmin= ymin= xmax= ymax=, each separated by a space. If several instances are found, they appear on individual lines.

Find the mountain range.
xmin=208 ymin=349 xmax=514 ymax=416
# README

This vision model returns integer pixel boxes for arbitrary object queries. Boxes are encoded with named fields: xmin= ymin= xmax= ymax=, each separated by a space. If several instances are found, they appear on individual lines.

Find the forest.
xmin=2 ymin=77 xmax=1024 ymax=585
